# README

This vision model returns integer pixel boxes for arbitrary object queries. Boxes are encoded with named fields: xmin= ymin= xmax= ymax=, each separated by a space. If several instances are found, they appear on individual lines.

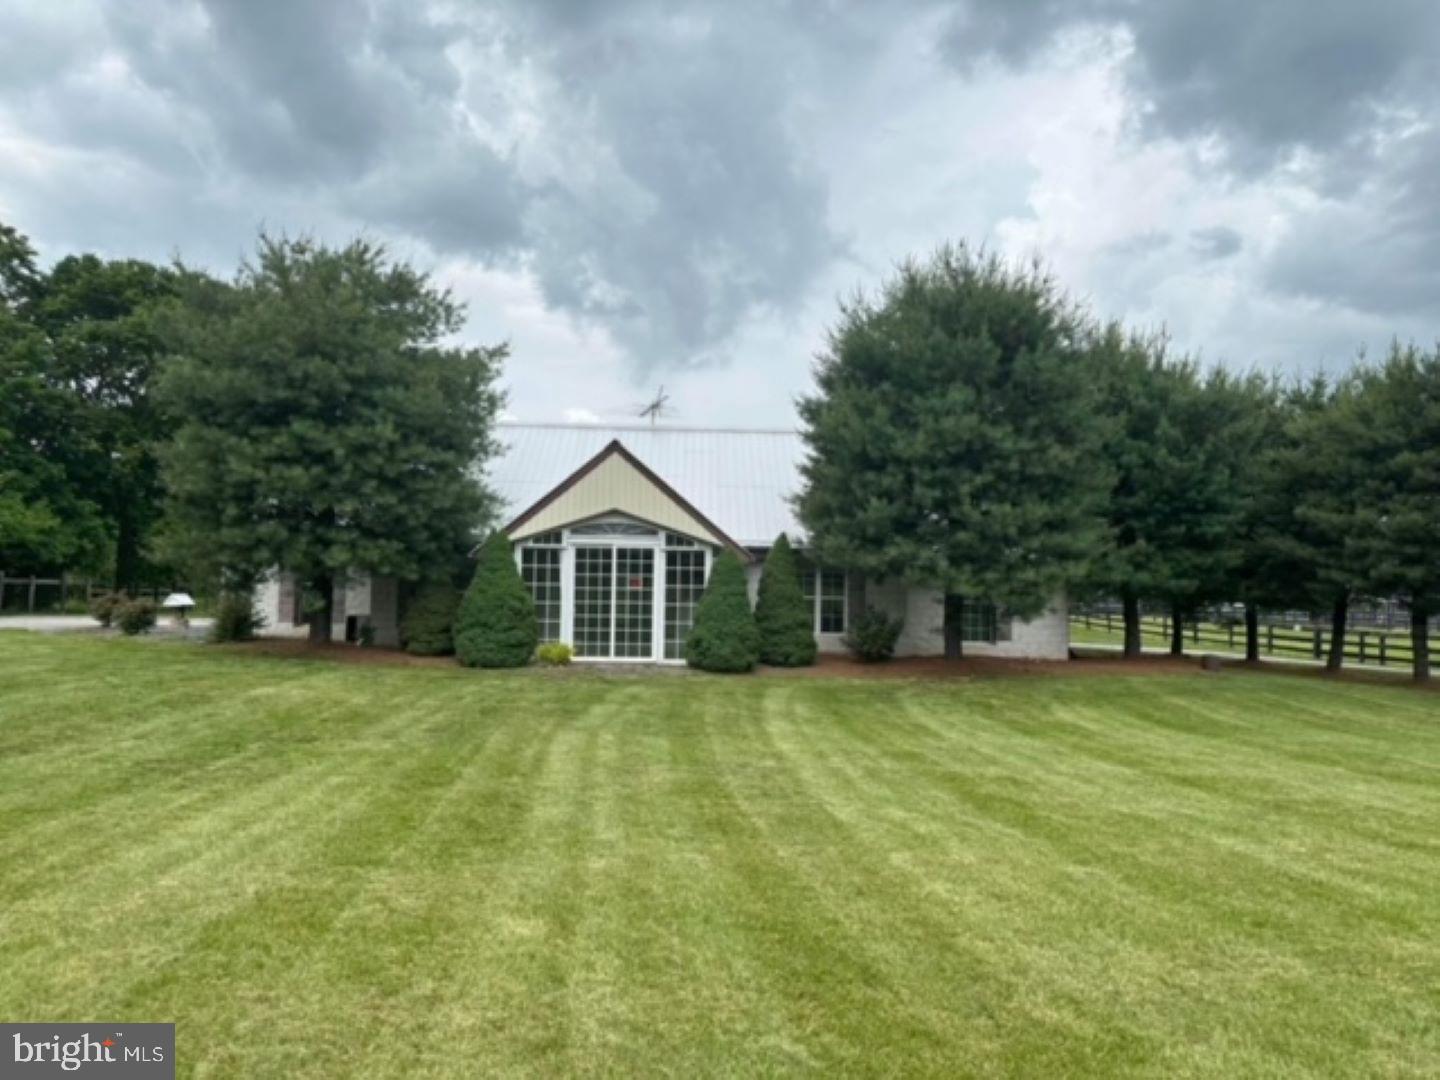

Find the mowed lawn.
xmin=3 ymin=636 xmax=1440 ymax=1077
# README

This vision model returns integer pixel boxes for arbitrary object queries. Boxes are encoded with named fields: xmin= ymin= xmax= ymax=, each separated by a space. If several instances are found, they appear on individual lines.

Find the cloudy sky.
xmin=2 ymin=1 xmax=1437 ymax=427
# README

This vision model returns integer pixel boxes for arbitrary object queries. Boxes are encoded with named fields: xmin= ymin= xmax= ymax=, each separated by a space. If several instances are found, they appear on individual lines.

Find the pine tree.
xmin=797 ymin=245 xmax=1109 ymax=653
xmin=158 ymin=234 xmax=505 ymax=640
xmin=754 ymin=533 xmax=817 ymax=666
xmin=685 ymin=550 xmax=761 ymax=672
xmin=1333 ymin=345 xmax=1440 ymax=680
xmin=1086 ymin=326 xmax=1264 ymax=656
xmin=1248 ymin=376 xmax=1362 ymax=669
xmin=401 ymin=581 xmax=462 ymax=656
xmin=455 ymin=536 xmax=537 ymax=668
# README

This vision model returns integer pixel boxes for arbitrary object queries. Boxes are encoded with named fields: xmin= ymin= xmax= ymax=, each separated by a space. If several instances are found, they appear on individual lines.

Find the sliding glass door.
xmin=573 ymin=547 xmax=614 ymax=657
xmin=572 ymin=546 xmax=655 ymax=659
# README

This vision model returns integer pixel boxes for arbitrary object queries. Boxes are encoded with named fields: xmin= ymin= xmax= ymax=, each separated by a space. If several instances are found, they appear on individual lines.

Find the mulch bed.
xmin=212 ymin=638 xmax=1434 ymax=689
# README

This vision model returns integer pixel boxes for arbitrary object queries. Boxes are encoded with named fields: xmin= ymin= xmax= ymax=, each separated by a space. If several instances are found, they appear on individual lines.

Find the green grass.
xmin=3 ymin=634 xmax=1440 ymax=1077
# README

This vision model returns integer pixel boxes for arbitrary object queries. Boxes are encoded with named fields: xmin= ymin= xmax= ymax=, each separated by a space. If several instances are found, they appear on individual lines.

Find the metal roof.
xmin=486 ymin=423 xmax=808 ymax=547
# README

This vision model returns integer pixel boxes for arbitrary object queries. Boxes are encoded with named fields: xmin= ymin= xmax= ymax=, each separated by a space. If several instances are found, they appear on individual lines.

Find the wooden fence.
xmin=0 ymin=574 xmax=172 ymax=614
xmin=1071 ymin=611 xmax=1416 ymax=669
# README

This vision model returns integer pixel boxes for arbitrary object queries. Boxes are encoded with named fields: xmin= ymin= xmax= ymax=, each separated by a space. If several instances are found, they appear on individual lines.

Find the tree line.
xmin=1 ymin=220 xmax=503 ymax=639
xmin=6 ymin=221 xmax=1438 ymax=678
xmin=797 ymin=245 xmax=1440 ymax=681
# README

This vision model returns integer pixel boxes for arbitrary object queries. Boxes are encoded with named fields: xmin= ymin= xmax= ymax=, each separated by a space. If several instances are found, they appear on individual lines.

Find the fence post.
xmin=1192 ymin=620 xmax=1200 ymax=644
xmin=1312 ymin=628 xmax=1322 ymax=660
xmin=27 ymin=576 xmax=37 ymax=612
xmin=1379 ymin=636 xmax=1387 ymax=667
xmin=1267 ymin=625 xmax=1274 ymax=654
xmin=1358 ymin=632 xmax=1366 ymax=665
xmin=0 ymin=571 xmax=6 ymax=612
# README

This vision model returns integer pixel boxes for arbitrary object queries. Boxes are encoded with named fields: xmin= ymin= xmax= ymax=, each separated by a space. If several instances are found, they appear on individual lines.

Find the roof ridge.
xmin=498 ymin=421 xmax=799 ymax=436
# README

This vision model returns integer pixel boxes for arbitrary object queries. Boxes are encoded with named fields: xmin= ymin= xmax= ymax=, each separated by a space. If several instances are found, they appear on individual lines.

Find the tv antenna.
xmin=638 ymin=385 xmax=671 ymax=426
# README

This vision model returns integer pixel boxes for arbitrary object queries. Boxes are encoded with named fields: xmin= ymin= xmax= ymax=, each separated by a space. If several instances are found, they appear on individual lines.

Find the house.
xmin=256 ymin=423 xmax=1070 ymax=661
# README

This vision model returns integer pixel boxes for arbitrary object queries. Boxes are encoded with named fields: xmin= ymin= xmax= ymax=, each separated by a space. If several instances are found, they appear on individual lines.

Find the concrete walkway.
xmin=0 ymin=614 xmax=213 ymax=638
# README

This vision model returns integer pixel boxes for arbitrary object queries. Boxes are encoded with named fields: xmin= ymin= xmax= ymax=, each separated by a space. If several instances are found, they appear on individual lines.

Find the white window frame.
xmin=514 ymin=517 xmax=715 ymax=663
xmin=802 ymin=566 xmax=848 ymax=636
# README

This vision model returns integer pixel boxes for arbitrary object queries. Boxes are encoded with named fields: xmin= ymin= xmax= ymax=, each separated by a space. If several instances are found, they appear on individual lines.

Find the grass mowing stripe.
xmin=2 ymin=634 xmax=1439 ymax=1076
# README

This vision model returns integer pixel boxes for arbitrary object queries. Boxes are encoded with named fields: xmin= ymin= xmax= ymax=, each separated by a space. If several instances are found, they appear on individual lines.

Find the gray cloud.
xmin=11 ymin=0 xmax=844 ymax=376
xmin=1 ymin=0 xmax=1437 ymax=399
xmin=1190 ymin=226 xmax=1242 ymax=260
xmin=942 ymin=0 xmax=1440 ymax=170
xmin=942 ymin=0 xmax=1440 ymax=324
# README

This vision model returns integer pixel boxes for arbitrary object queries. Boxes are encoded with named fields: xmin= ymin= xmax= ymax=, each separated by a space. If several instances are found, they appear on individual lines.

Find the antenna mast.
xmin=638 ymin=385 xmax=670 ymax=426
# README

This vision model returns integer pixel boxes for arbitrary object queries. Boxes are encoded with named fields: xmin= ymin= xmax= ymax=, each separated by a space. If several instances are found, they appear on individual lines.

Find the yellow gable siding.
xmin=508 ymin=452 xmax=724 ymax=546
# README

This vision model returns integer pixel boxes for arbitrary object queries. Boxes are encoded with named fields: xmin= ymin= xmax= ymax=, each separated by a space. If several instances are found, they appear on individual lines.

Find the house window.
xmin=958 ymin=601 xmax=997 ymax=643
xmin=664 ymin=532 xmax=697 ymax=548
xmin=799 ymin=564 xmax=847 ymax=634
xmin=570 ymin=521 xmax=657 ymax=537
xmin=664 ymin=549 xmax=707 ymax=660
xmin=520 ymin=546 xmax=562 ymax=642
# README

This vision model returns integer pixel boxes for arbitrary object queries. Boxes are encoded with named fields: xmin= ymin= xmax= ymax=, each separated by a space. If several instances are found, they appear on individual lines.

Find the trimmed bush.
xmin=401 ymin=581 xmax=460 ymax=656
xmin=116 ymin=598 xmax=158 ymax=636
xmin=754 ymin=533 xmax=817 ymax=666
xmin=685 ymin=550 xmax=761 ymax=672
xmin=843 ymin=606 xmax=904 ymax=662
xmin=89 ymin=591 xmax=126 ymax=628
xmin=455 ymin=535 xmax=538 ymax=668
xmin=537 ymin=642 xmax=574 ymax=665
xmin=210 ymin=592 xmax=264 ymax=643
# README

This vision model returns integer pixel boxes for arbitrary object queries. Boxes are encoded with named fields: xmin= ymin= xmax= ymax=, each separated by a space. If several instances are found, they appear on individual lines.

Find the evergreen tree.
xmin=1250 ymin=376 xmax=1362 ymax=669
xmin=454 ymin=536 xmax=537 ymax=668
xmin=798 ymin=245 xmax=1109 ymax=654
xmin=1333 ymin=345 xmax=1440 ymax=680
xmin=754 ymin=534 xmax=817 ymax=666
xmin=686 ymin=550 xmax=761 ymax=672
xmin=1086 ymin=327 xmax=1262 ymax=656
xmin=401 ymin=581 xmax=462 ymax=656
xmin=158 ymin=234 xmax=505 ymax=639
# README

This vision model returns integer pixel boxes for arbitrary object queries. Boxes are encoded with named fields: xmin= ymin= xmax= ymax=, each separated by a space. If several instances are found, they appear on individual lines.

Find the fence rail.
xmin=0 ymin=574 xmax=172 ymax=614
xmin=1071 ymin=611 xmax=1415 ymax=669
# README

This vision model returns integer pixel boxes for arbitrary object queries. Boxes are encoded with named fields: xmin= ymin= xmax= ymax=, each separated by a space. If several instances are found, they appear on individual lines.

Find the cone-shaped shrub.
xmin=402 ymin=581 xmax=461 ymax=656
xmin=685 ymin=550 xmax=761 ymax=672
xmin=455 ymin=535 xmax=537 ymax=667
xmin=754 ymin=533 xmax=817 ymax=666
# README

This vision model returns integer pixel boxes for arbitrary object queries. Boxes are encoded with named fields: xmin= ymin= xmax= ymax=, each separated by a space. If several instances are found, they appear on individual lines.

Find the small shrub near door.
xmin=401 ymin=581 xmax=460 ymax=656
xmin=537 ymin=642 xmax=573 ymax=665
xmin=843 ymin=607 xmax=904 ymax=662
xmin=210 ymin=592 xmax=264 ymax=643
xmin=754 ymin=533 xmax=817 ymax=666
xmin=455 ymin=535 xmax=538 ymax=668
xmin=116 ymin=598 xmax=158 ymax=636
xmin=685 ymin=551 xmax=761 ymax=673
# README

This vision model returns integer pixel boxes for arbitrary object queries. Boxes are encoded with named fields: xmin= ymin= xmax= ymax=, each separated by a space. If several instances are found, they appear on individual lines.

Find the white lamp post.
xmin=161 ymin=592 xmax=195 ymax=628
